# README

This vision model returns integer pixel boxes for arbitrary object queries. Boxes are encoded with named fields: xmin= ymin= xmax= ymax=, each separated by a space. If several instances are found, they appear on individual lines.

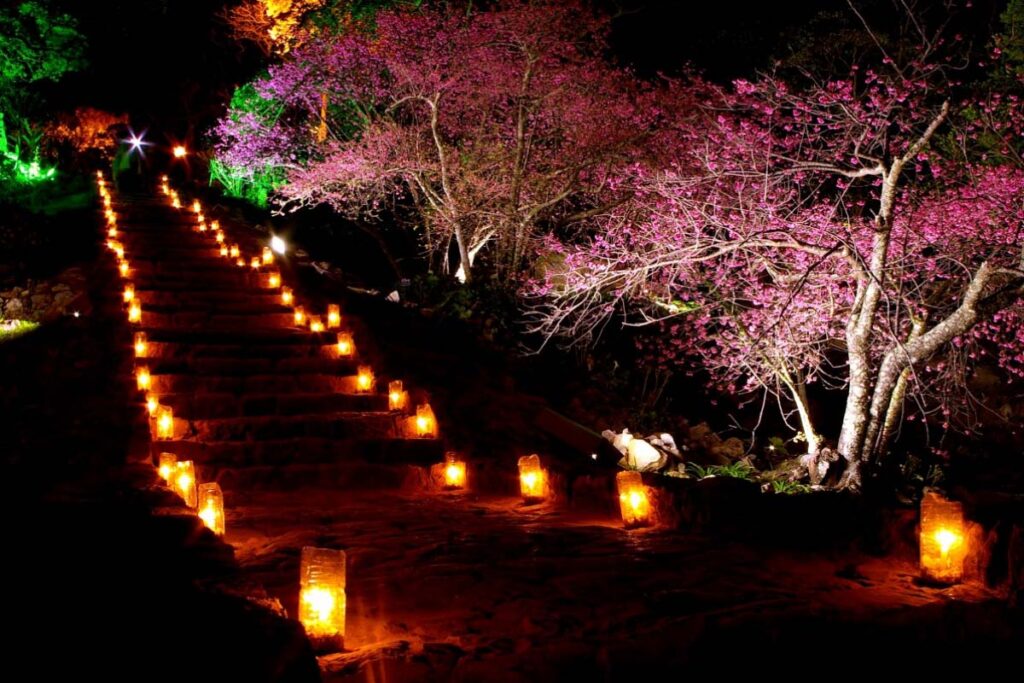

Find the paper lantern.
xmin=518 ymin=454 xmax=546 ymax=502
xmin=336 ymin=332 xmax=354 ymax=357
xmin=156 ymin=405 xmax=174 ymax=440
xmin=120 ymin=261 xmax=131 ymax=278
xmin=172 ymin=197 xmax=181 ymax=209
xmin=262 ymin=246 xmax=273 ymax=265
xmin=920 ymin=490 xmax=967 ymax=584
xmin=134 ymin=331 xmax=148 ymax=357
xmin=281 ymin=287 xmax=293 ymax=305
xmin=107 ymin=226 xmax=117 ymax=238
xmin=109 ymin=241 xmax=124 ymax=258
xmin=250 ymin=256 xmax=261 ymax=269
xmin=215 ymin=231 xmax=225 ymax=244
xmin=219 ymin=245 xmax=229 ymax=257
xmin=298 ymin=546 xmax=346 ymax=647
xmin=146 ymin=393 xmax=158 ymax=416
xmin=123 ymin=284 xmax=135 ymax=303
xmin=414 ymin=404 xmax=437 ymax=438
xmin=197 ymin=219 xmax=207 ymax=232
xmin=388 ymin=381 xmax=406 ymax=411
xmin=442 ymin=453 xmax=466 ymax=489
xmin=173 ymin=461 xmax=197 ymax=507
xmin=235 ymin=257 xmax=246 ymax=267
xmin=267 ymin=272 xmax=281 ymax=289
xmin=616 ymin=471 xmax=652 ymax=528
xmin=293 ymin=306 xmax=306 ymax=326
xmin=136 ymin=365 xmax=151 ymax=391
xmin=192 ymin=200 xmax=201 ymax=214
xmin=197 ymin=483 xmax=225 ymax=536
xmin=157 ymin=452 xmax=176 ymax=484
xmin=327 ymin=304 xmax=341 ymax=328
xmin=211 ymin=221 xmax=220 ymax=231
xmin=230 ymin=244 xmax=240 ymax=259
xmin=309 ymin=316 xmax=324 ymax=333
xmin=356 ymin=365 xmax=374 ymax=393
xmin=128 ymin=300 xmax=141 ymax=322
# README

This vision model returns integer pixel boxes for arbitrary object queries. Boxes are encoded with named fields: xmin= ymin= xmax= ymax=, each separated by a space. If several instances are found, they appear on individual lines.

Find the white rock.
xmin=611 ymin=429 xmax=633 ymax=455
xmin=626 ymin=438 xmax=663 ymax=471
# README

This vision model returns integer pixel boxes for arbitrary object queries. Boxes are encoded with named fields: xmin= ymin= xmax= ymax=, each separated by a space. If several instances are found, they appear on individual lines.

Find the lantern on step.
xmin=235 ymin=257 xmax=246 ymax=267
xmin=120 ymin=261 xmax=131 ymax=279
xmin=128 ymin=300 xmax=141 ymax=322
xmin=616 ymin=471 xmax=652 ymax=528
xmin=230 ymin=244 xmax=240 ymax=259
xmin=211 ymin=221 xmax=219 ymax=231
xmin=336 ymin=332 xmax=354 ymax=357
xmin=327 ymin=304 xmax=341 ymax=329
xmin=356 ymin=365 xmax=374 ymax=393
xmin=262 ymin=246 xmax=273 ymax=265
xmin=281 ymin=287 xmax=293 ymax=305
xmin=250 ymin=256 xmax=261 ymax=269
xmin=156 ymin=405 xmax=174 ymax=440
xmin=123 ymin=284 xmax=135 ymax=303
xmin=192 ymin=200 xmax=201 ymax=214
xmin=414 ymin=404 xmax=437 ymax=438
xmin=197 ymin=219 xmax=207 ymax=232
xmin=267 ymin=272 xmax=281 ymax=289
xmin=299 ymin=546 xmax=346 ymax=647
xmin=309 ymin=316 xmax=324 ymax=333
xmin=107 ymin=226 xmax=117 ymax=238
xmin=518 ymin=454 xmax=546 ymax=502
xmin=920 ymin=490 xmax=967 ymax=584
xmin=146 ymin=393 xmax=158 ymax=416
xmin=110 ymin=241 xmax=124 ymax=258
xmin=442 ymin=453 xmax=466 ymax=489
xmin=157 ymin=452 xmax=176 ymax=484
xmin=134 ymin=331 xmax=148 ymax=357
xmin=173 ymin=460 xmax=197 ymax=507
xmin=219 ymin=245 xmax=229 ymax=257
xmin=215 ymin=231 xmax=225 ymax=244
xmin=197 ymin=483 xmax=226 ymax=536
xmin=136 ymin=365 xmax=151 ymax=391
xmin=172 ymin=197 xmax=181 ymax=210
xmin=293 ymin=306 xmax=306 ymax=326
xmin=388 ymin=381 xmax=407 ymax=412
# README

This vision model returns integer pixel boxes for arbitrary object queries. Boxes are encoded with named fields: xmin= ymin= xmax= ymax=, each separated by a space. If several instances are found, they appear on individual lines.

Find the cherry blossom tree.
xmin=530 ymin=48 xmax=1024 ymax=489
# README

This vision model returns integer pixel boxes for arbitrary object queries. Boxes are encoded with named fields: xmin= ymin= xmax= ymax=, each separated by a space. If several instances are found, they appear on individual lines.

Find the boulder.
xmin=625 ymin=438 xmax=665 ymax=471
xmin=714 ymin=437 xmax=746 ymax=461
xmin=5 ymin=298 xmax=24 ymax=317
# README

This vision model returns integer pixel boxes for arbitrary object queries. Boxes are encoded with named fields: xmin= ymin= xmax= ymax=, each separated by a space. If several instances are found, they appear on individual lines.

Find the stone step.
xmin=151 ymin=372 xmax=364 ymax=395
xmin=139 ymin=310 xmax=300 ymax=330
xmin=184 ymin=411 xmax=400 ymax=441
xmin=158 ymin=391 xmax=387 ymax=419
xmin=147 ymin=355 xmax=359 ymax=376
xmin=136 ymin=291 xmax=287 ymax=308
xmin=143 ymin=341 xmax=335 ymax=362
xmin=138 ymin=327 xmax=317 ymax=345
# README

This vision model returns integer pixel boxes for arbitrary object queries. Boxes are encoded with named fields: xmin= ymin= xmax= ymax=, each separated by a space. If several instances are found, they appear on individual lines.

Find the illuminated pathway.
xmin=109 ymin=180 xmax=1018 ymax=680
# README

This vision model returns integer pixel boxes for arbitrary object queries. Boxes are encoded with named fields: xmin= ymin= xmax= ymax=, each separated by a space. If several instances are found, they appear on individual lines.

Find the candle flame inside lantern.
xmin=215 ymin=231 xmax=225 ymax=244
xmin=197 ymin=483 xmax=225 ymax=536
xmin=309 ymin=316 xmax=324 ymax=333
xmin=134 ymin=331 xmax=148 ymax=357
xmin=156 ymin=405 xmax=174 ymax=440
xmin=211 ymin=221 xmax=219 ymax=231
xmin=336 ymin=332 xmax=354 ymax=357
xmin=250 ymin=256 xmax=261 ymax=269
xmin=120 ymin=261 xmax=131 ymax=278
xmin=327 ymin=304 xmax=340 ymax=328
xmin=388 ymin=380 xmax=405 ymax=411
xmin=146 ymin=394 xmax=158 ymax=416
xmin=262 ymin=247 xmax=273 ymax=265
xmin=518 ymin=454 xmax=546 ymax=501
xmin=356 ymin=365 xmax=374 ymax=393
xmin=123 ymin=284 xmax=135 ymax=303
xmin=219 ymin=245 xmax=228 ymax=257
xmin=415 ymin=403 xmax=437 ymax=438
xmin=230 ymin=245 xmax=240 ymax=258
xmin=128 ymin=300 xmax=141 ymax=322
xmin=281 ymin=287 xmax=293 ymax=305
xmin=173 ymin=461 xmax=197 ymax=507
xmin=920 ymin=490 xmax=968 ymax=584
xmin=197 ymin=220 xmax=206 ymax=232
xmin=294 ymin=306 xmax=306 ymax=326
xmin=442 ymin=454 xmax=466 ymax=489
xmin=616 ymin=470 xmax=651 ymax=528
xmin=136 ymin=366 xmax=151 ymax=391
xmin=172 ymin=198 xmax=181 ymax=209
xmin=236 ymin=257 xmax=246 ymax=267
xmin=157 ymin=452 xmax=176 ymax=484
xmin=192 ymin=200 xmax=201 ymax=213
xmin=935 ymin=528 xmax=960 ymax=557
xmin=298 ymin=547 xmax=346 ymax=644
xmin=268 ymin=273 xmax=281 ymax=288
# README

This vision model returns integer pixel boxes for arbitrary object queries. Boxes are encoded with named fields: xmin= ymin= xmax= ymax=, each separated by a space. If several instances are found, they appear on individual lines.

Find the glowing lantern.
xmin=173 ymin=460 xmax=197 ymax=507
xmin=267 ymin=272 xmax=281 ymax=288
xmin=414 ymin=404 xmax=437 ymax=438
xmin=133 ymin=331 xmax=148 ymax=357
xmin=250 ymin=256 xmax=261 ymax=269
xmin=128 ymin=301 xmax=141 ymax=322
xmin=192 ymin=200 xmax=201 ymax=214
xmin=616 ymin=471 xmax=652 ymax=528
xmin=309 ymin=316 xmax=324 ymax=333
xmin=197 ymin=483 xmax=225 ymax=536
xmin=442 ymin=453 xmax=466 ymax=489
xmin=920 ymin=490 xmax=967 ymax=584
xmin=235 ymin=257 xmax=246 ymax=268
xmin=518 ymin=454 xmax=546 ymax=502
xmin=281 ymin=287 xmax=294 ymax=305
xmin=219 ymin=245 xmax=229 ymax=257
xmin=109 ymin=241 xmax=124 ymax=258
xmin=172 ymin=197 xmax=181 ymax=209
xmin=211 ymin=221 xmax=219 ymax=231
xmin=197 ymin=219 xmax=207 ymax=232
xmin=123 ymin=284 xmax=135 ymax=303
xmin=388 ymin=381 xmax=406 ymax=411
xmin=136 ymin=365 xmax=151 ymax=391
xmin=298 ymin=546 xmax=346 ymax=647
xmin=156 ymin=405 xmax=174 ymax=440
xmin=146 ymin=393 xmax=158 ymax=416
xmin=215 ymin=231 xmax=225 ymax=244
xmin=293 ymin=306 xmax=306 ymax=326
xmin=355 ymin=365 xmax=374 ymax=393
xmin=336 ymin=332 xmax=354 ymax=357
xmin=262 ymin=246 xmax=273 ymax=265
xmin=327 ymin=304 xmax=341 ymax=328
xmin=173 ymin=145 xmax=187 ymax=158
xmin=230 ymin=244 xmax=240 ymax=259
xmin=157 ymin=452 xmax=176 ymax=484
xmin=107 ymin=226 xmax=118 ymax=238
xmin=160 ymin=174 xmax=168 ymax=182
xmin=96 ymin=170 xmax=103 ymax=179
xmin=120 ymin=261 xmax=131 ymax=278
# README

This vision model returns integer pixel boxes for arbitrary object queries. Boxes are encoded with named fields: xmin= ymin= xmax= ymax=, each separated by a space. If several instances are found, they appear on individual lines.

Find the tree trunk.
xmin=453 ymin=224 xmax=472 ymax=284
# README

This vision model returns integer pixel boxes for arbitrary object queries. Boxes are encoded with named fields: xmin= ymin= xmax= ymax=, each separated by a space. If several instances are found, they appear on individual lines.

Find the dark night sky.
xmin=41 ymin=0 xmax=1007 ymax=141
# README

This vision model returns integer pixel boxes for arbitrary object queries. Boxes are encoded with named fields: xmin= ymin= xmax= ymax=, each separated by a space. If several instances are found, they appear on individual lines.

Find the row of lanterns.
xmin=99 ymin=171 xmax=228 ymax=541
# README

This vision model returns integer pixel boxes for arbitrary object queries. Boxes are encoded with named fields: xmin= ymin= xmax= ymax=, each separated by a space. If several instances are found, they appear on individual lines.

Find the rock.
xmin=5 ymin=298 xmax=24 ymax=317
xmin=688 ymin=422 xmax=712 ymax=442
xmin=52 ymin=284 xmax=72 ymax=293
xmin=31 ymin=294 xmax=52 ymax=309
xmin=54 ymin=291 xmax=75 ymax=307
xmin=714 ymin=437 xmax=746 ymax=461
xmin=649 ymin=433 xmax=681 ymax=459
xmin=603 ymin=428 xmax=632 ymax=455
xmin=625 ymin=438 xmax=665 ymax=471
